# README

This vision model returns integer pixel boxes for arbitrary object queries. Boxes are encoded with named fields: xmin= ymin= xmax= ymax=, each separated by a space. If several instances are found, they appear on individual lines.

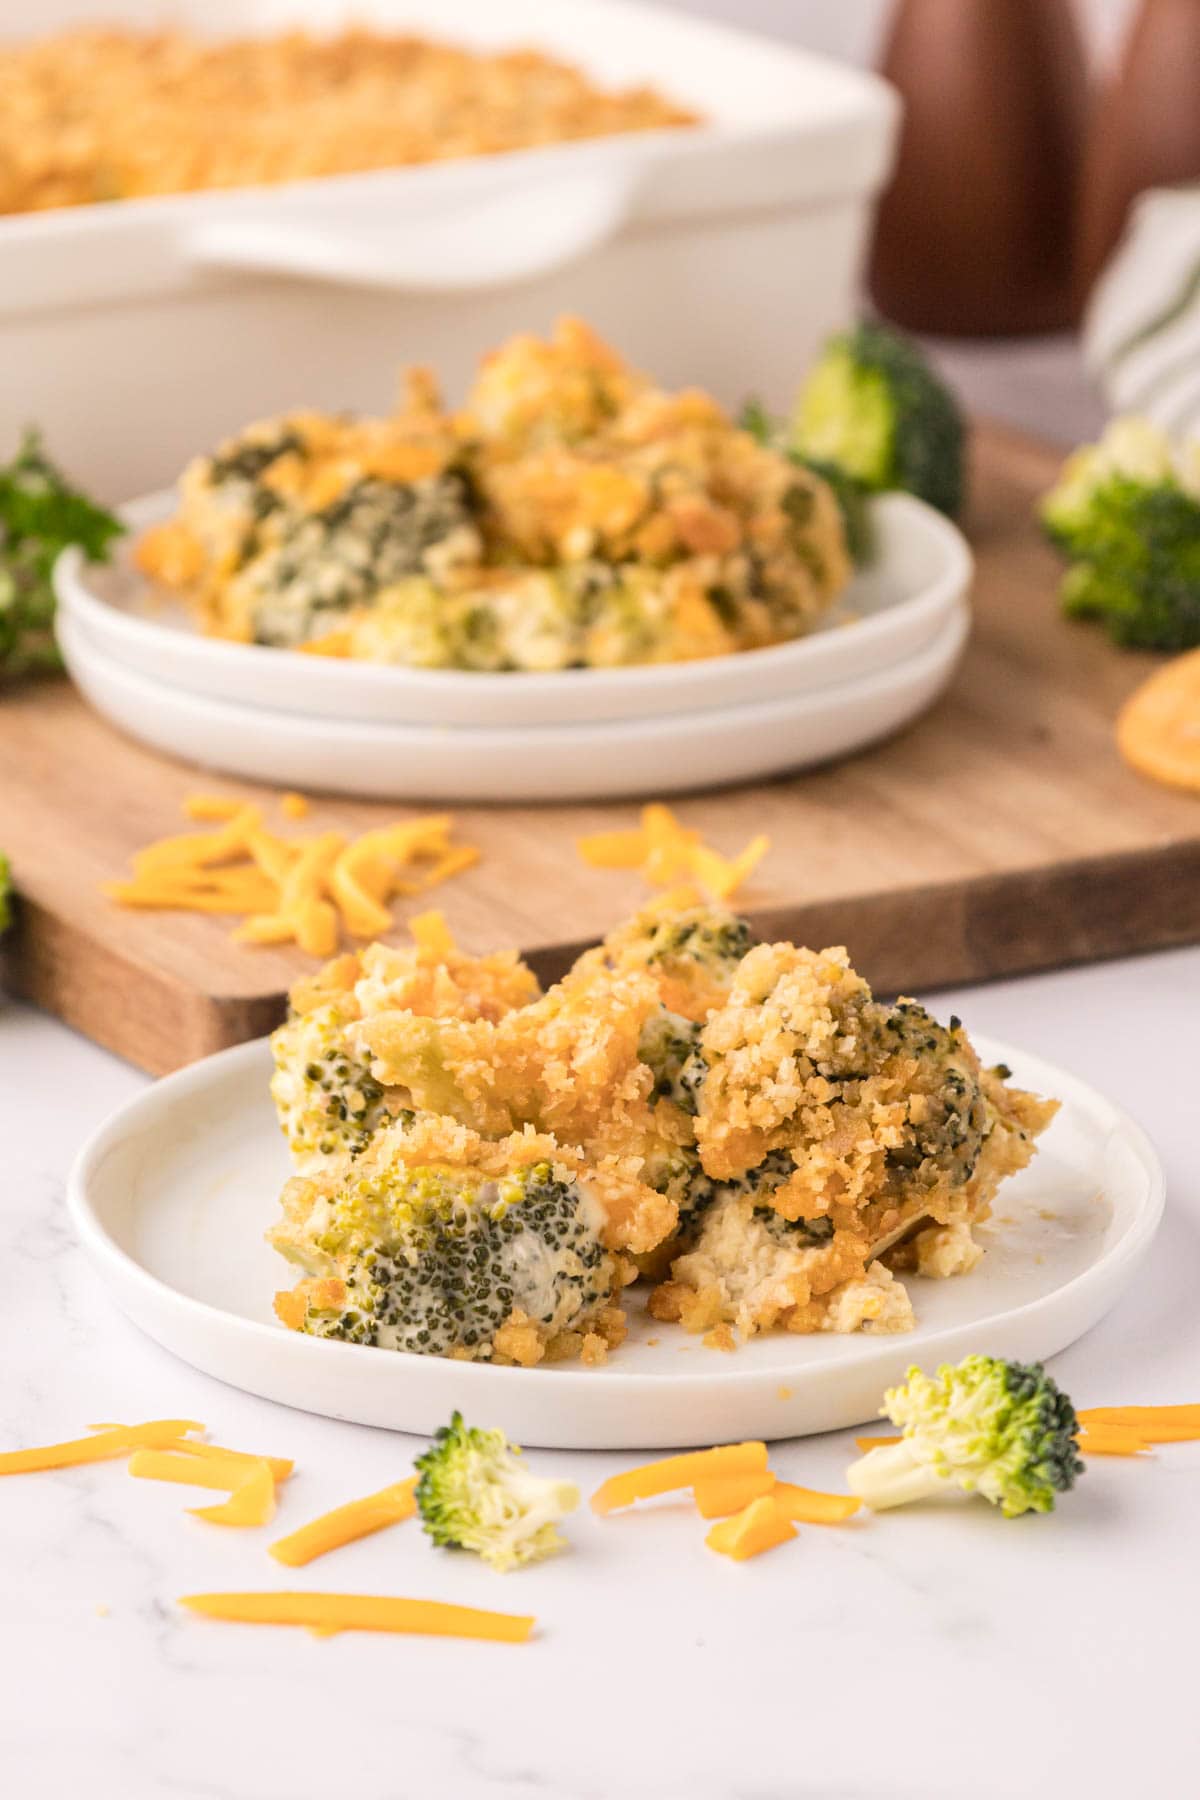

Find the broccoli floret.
xmin=1041 ymin=417 xmax=1200 ymax=650
xmin=642 ymin=908 xmax=757 ymax=977
xmin=739 ymin=399 xmax=872 ymax=563
xmin=270 ymin=1002 xmax=393 ymax=1164
xmin=847 ymin=1355 xmax=1084 ymax=1517
xmin=0 ymin=429 xmax=123 ymax=678
xmin=638 ymin=1006 xmax=707 ymax=1115
xmin=415 ymin=1411 xmax=579 ymax=1572
xmin=295 ymin=1158 xmax=616 ymax=1358
xmin=684 ymin=1146 xmax=832 ymax=1241
xmin=791 ymin=322 xmax=966 ymax=520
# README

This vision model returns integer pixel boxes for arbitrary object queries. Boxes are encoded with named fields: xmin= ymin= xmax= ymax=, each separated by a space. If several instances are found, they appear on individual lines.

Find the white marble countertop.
xmin=2 ymin=941 xmax=1196 ymax=1800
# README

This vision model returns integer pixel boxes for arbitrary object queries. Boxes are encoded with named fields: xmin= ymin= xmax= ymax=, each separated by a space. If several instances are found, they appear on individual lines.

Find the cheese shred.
xmin=577 ymin=803 xmax=768 ymax=904
xmin=106 ymin=793 xmax=479 ymax=957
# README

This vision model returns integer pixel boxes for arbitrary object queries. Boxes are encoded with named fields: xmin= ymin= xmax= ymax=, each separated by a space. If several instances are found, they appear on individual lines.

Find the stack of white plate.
xmin=54 ymin=491 xmax=972 ymax=803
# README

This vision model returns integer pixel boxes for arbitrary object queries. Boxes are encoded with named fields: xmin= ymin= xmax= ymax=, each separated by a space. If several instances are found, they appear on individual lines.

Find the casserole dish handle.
xmin=182 ymin=167 xmax=636 ymax=293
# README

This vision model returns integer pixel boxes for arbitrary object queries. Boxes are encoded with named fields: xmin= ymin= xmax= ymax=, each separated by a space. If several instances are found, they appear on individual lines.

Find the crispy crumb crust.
xmin=268 ymin=911 xmax=1060 ymax=1357
xmin=0 ymin=29 xmax=698 ymax=217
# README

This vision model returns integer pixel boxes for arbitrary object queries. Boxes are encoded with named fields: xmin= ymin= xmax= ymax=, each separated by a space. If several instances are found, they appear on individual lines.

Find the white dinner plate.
xmin=56 ymin=600 xmax=969 ymax=802
xmin=68 ymin=1032 xmax=1164 ymax=1450
xmin=54 ymin=490 xmax=972 ymax=728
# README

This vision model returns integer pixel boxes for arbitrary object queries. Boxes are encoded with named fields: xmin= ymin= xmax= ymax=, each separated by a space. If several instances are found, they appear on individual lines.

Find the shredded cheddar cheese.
xmin=106 ymin=794 xmax=479 ymax=957
xmin=1077 ymin=1406 xmax=1200 ymax=1442
xmin=705 ymin=1494 xmax=797 ymax=1561
xmin=772 ymin=1482 xmax=862 ymax=1525
xmin=179 ymin=1592 xmax=535 ymax=1641
xmin=577 ymin=803 xmax=769 ymax=904
xmin=189 ymin=1461 xmax=278 ymax=1527
xmin=269 ymin=1478 xmax=418 ymax=1567
xmin=0 ymin=1421 xmax=204 ymax=1475
xmin=692 ymin=1471 xmax=777 ymax=1519
xmin=591 ymin=1442 xmax=769 ymax=1515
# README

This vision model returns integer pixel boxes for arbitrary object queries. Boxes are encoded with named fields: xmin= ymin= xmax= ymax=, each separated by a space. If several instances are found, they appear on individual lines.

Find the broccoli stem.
xmin=846 ymin=1441 xmax=955 ymax=1511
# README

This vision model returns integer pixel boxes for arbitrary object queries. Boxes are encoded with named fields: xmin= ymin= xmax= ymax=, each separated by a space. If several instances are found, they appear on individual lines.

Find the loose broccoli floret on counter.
xmin=274 ymin=1155 xmax=619 ymax=1362
xmin=0 ymin=428 xmax=123 ymax=678
xmin=415 ymin=1411 xmax=580 ymax=1572
xmin=847 ymin=1355 xmax=1084 ymax=1517
xmin=1041 ymin=417 xmax=1200 ymax=650
xmin=790 ymin=322 xmax=966 ymax=520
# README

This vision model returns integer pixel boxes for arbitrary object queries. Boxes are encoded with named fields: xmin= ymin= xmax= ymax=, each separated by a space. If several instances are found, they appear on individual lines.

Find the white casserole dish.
xmin=0 ymin=0 xmax=898 ymax=498
xmin=55 ymin=490 xmax=972 ymax=727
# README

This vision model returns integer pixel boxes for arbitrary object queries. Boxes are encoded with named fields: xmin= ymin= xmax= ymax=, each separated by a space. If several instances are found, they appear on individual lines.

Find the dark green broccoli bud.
xmin=791 ymin=322 xmax=966 ymax=520
xmin=271 ymin=1003 xmax=394 ymax=1163
xmin=642 ymin=908 xmax=757 ymax=975
xmin=738 ymin=398 xmax=872 ymax=563
xmin=415 ymin=1411 xmax=579 ymax=1571
xmin=638 ymin=1006 xmax=707 ymax=1115
xmin=684 ymin=1147 xmax=832 ymax=1242
xmin=300 ymin=1160 xmax=615 ymax=1359
xmin=0 ymin=429 xmax=123 ymax=679
xmin=847 ymin=1355 xmax=1084 ymax=1517
xmin=789 ymin=454 xmax=873 ymax=564
xmin=1041 ymin=421 xmax=1200 ymax=650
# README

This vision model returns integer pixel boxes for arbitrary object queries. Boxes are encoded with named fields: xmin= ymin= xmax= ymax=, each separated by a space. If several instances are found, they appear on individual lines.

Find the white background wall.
xmin=650 ymin=0 xmax=1136 ymax=68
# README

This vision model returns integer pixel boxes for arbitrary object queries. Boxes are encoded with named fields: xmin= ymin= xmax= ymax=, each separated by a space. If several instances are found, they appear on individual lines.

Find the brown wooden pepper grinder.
xmin=868 ymin=0 xmax=1089 ymax=336
xmin=1076 ymin=0 xmax=1200 ymax=304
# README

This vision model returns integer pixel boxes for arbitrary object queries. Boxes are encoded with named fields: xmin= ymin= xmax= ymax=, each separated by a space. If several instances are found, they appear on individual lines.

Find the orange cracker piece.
xmin=1116 ymin=649 xmax=1200 ymax=795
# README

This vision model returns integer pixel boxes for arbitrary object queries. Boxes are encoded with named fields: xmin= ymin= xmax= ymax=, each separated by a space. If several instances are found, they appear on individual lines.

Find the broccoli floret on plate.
xmin=415 ymin=1411 xmax=579 ymax=1572
xmin=637 ymin=1006 xmax=707 ymax=1115
xmin=790 ymin=322 xmax=966 ymax=520
xmin=1041 ymin=417 xmax=1200 ymax=650
xmin=273 ymin=1153 xmax=620 ymax=1363
xmin=847 ymin=1355 xmax=1084 ymax=1517
xmin=270 ymin=1001 xmax=395 ymax=1165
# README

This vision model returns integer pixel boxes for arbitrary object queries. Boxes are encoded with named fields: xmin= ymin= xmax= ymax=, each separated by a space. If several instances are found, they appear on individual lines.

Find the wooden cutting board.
xmin=1 ymin=420 xmax=1197 ymax=1076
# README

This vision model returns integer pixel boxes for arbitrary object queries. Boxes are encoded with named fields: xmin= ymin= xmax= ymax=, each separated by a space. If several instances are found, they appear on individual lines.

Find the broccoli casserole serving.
xmin=268 ymin=904 xmax=1057 ymax=1364
xmin=136 ymin=319 xmax=852 ymax=673
xmin=0 ymin=28 xmax=697 ymax=216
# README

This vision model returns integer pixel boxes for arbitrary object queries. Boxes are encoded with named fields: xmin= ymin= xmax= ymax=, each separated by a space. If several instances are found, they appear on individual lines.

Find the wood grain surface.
xmin=1 ymin=420 xmax=1196 ymax=1074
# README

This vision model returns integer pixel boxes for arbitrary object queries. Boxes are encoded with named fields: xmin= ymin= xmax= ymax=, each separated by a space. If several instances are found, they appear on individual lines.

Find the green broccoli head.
xmin=270 ymin=1001 xmax=394 ymax=1165
xmin=790 ymin=322 xmax=966 ymax=520
xmin=1041 ymin=418 xmax=1200 ymax=650
xmin=640 ymin=907 xmax=757 ymax=979
xmin=638 ymin=1005 xmax=707 ymax=1115
xmin=738 ymin=399 xmax=873 ymax=564
xmin=414 ymin=1411 xmax=579 ymax=1571
xmin=0 ymin=429 xmax=123 ymax=678
xmin=847 ymin=1354 xmax=1084 ymax=1518
xmin=293 ymin=1157 xmax=617 ymax=1359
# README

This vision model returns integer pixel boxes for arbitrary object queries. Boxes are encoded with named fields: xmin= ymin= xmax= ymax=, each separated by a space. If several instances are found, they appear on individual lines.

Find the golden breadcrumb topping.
xmin=0 ymin=28 xmax=698 ymax=216
xmin=268 ymin=905 xmax=1059 ymax=1361
xmin=137 ymin=319 xmax=851 ymax=671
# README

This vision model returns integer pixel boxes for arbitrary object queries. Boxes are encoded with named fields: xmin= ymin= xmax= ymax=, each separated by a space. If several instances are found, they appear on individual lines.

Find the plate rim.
xmin=56 ymin=599 xmax=970 ymax=750
xmin=54 ymin=489 xmax=973 ymax=726
xmin=67 ymin=1028 xmax=1166 ymax=1402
